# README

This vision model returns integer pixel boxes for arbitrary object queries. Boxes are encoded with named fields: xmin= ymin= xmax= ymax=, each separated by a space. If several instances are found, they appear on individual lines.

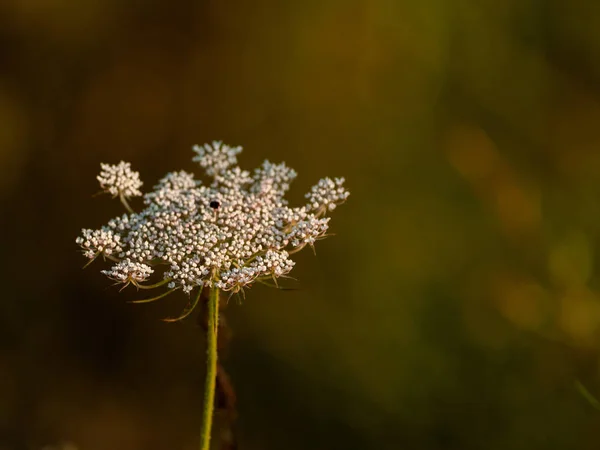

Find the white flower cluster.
xmin=192 ymin=141 xmax=242 ymax=176
xmin=101 ymin=259 xmax=154 ymax=284
xmin=75 ymin=228 xmax=122 ymax=259
xmin=216 ymin=250 xmax=295 ymax=290
xmin=78 ymin=143 xmax=349 ymax=296
xmin=306 ymin=177 xmax=349 ymax=212
xmin=252 ymin=160 xmax=297 ymax=195
xmin=97 ymin=161 xmax=143 ymax=198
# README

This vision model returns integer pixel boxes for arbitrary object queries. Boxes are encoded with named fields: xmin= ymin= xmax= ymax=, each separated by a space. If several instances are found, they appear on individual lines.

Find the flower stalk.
xmin=119 ymin=192 xmax=135 ymax=214
xmin=200 ymin=286 xmax=220 ymax=450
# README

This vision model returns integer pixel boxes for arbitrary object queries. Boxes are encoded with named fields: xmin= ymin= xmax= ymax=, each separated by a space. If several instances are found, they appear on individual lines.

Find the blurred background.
xmin=2 ymin=0 xmax=600 ymax=448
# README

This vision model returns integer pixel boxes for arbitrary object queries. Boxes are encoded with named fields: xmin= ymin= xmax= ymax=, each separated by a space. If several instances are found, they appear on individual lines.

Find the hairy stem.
xmin=200 ymin=286 xmax=219 ymax=450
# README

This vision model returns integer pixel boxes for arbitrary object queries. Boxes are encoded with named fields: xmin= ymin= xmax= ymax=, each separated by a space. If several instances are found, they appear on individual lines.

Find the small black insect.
xmin=210 ymin=200 xmax=221 ymax=210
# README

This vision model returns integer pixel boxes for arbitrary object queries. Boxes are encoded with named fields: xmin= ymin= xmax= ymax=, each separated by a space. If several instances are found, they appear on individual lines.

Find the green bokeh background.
xmin=2 ymin=1 xmax=600 ymax=449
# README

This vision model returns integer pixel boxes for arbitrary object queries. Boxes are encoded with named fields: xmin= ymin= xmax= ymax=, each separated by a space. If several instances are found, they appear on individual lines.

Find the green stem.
xmin=129 ymin=287 xmax=178 ymax=304
xmin=200 ymin=286 xmax=219 ymax=450
xmin=134 ymin=277 xmax=173 ymax=290
xmin=119 ymin=193 xmax=135 ymax=214
xmin=575 ymin=379 xmax=600 ymax=411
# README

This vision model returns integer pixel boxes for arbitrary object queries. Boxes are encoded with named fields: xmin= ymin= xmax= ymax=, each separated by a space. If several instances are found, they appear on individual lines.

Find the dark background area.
xmin=2 ymin=0 xmax=600 ymax=449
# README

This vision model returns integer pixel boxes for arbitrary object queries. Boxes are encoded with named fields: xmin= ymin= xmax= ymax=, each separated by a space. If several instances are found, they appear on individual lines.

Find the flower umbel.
xmin=97 ymin=161 xmax=143 ymax=198
xmin=75 ymin=228 xmax=122 ymax=260
xmin=77 ymin=142 xmax=348 ymax=450
xmin=306 ymin=177 xmax=350 ymax=213
xmin=192 ymin=141 xmax=242 ymax=176
xmin=78 ymin=143 xmax=349 ymax=298
xmin=101 ymin=259 xmax=154 ymax=285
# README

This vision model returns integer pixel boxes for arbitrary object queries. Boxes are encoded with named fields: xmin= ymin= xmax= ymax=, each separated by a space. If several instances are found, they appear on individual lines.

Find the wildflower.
xmin=75 ymin=228 xmax=122 ymax=259
xmin=77 ymin=143 xmax=349 ymax=295
xmin=101 ymin=259 xmax=154 ymax=284
xmin=192 ymin=141 xmax=242 ymax=176
xmin=77 ymin=141 xmax=349 ymax=450
xmin=97 ymin=161 xmax=143 ymax=198
xmin=306 ymin=177 xmax=350 ymax=213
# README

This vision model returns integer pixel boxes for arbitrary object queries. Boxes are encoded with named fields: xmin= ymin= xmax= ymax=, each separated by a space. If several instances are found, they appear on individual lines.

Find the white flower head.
xmin=251 ymin=250 xmax=295 ymax=277
xmin=78 ymin=143 xmax=349 ymax=297
xmin=102 ymin=259 xmax=154 ymax=284
xmin=305 ymin=177 xmax=349 ymax=213
xmin=192 ymin=141 xmax=242 ymax=176
xmin=252 ymin=160 xmax=297 ymax=195
xmin=76 ymin=228 xmax=122 ymax=259
xmin=97 ymin=161 xmax=143 ymax=198
xmin=216 ymin=267 xmax=259 ymax=292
